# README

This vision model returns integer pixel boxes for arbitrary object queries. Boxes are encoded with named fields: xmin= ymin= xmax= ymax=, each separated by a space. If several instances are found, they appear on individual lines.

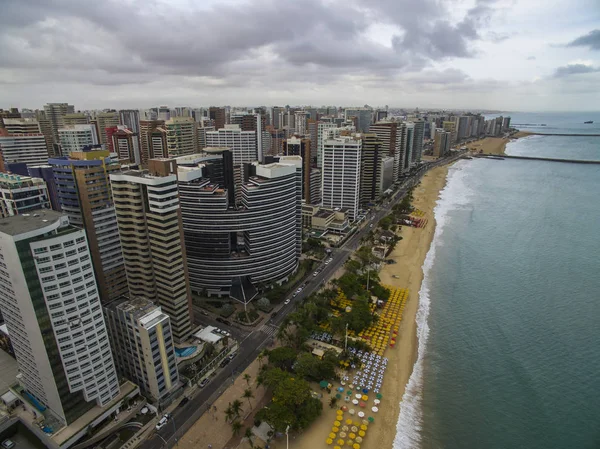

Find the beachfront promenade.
xmin=139 ymin=153 xmax=464 ymax=449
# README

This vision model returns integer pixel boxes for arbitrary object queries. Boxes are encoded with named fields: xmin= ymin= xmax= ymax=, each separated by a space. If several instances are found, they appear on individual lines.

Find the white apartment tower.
xmin=0 ymin=211 xmax=119 ymax=425
xmin=205 ymin=125 xmax=257 ymax=164
xmin=322 ymin=136 xmax=362 ymax=221
xmin=58 ymin=124 xmax=99 ymax=155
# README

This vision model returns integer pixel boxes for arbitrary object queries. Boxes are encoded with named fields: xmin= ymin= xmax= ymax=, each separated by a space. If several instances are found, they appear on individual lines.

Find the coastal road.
xmin=142 ymin=155 xmax=459 ymax=449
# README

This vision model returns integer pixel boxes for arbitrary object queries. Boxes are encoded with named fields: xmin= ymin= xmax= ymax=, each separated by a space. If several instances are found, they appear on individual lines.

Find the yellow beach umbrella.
xmin=337 ymin=439 xmax=345 ymax=446
xmin=346 ymin=419 xmax=353 ymax=425
xmin=329 ymin=433 xmax=336 ymax=439
xmin=349 ymin=433 xmax=356 ymax=439
xmin=353 ymin=444 xmax=361 ymax=449
xmin=326 ymin=439 xmax=334 ymax=445
xmin=358 ymin=430 xmax=366 ymax=437
xmin=334 ymin=420 xmax=341 ymax=426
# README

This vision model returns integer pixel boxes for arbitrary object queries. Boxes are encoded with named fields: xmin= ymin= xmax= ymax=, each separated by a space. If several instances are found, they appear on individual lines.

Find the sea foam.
xmin=392 ymin=161 xmax=477 ymax=449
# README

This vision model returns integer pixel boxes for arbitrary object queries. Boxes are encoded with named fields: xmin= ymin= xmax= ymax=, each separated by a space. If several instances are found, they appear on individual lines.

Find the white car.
xmin=284 ymin=299 xmax=291 ymax=305
xmin=155 ymin=416 xmax=168 ymax=430
xmin=313 ymin=271 xmax=319 ymax=277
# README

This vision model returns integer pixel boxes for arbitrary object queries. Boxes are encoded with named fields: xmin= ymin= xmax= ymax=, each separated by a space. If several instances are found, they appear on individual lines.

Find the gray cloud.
xmin=553 ymin=63 xmax=600 ymax=77
xmin=567 ymin=29 xmax=600 ymax=50
xmin=0 ymin=0 xmax=500 ymax=99
xmin=527 ymin=56 xmax=536 ymax=60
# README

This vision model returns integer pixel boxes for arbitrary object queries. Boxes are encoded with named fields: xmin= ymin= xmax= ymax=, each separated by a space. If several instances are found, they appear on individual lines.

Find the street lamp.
xmin=285 ymin=425 xmax=290 ymax=449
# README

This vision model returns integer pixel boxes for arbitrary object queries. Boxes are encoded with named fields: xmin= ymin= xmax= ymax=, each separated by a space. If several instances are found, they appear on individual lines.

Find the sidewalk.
xmin=176 ymin=358 xmax=268 ymax=449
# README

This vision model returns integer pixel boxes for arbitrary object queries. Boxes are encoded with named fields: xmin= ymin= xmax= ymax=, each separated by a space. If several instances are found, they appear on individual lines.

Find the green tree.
xmin=231 ymin=420 xmax=243 ymax=436
xmin=244 ymin=428 xmax=255 ymax=448
xmin=242 ymin=388 xmax=254 ymax=410
xmin=231 ymin=399 xmax=244 ymax=419
xmin=267 ymin=347 xmax=298 ymax=371
xmin=344 ymin=298 xmax=373 ymax=333
xmin=224 ymin=403 xmax=234 ymax=423
xmin=344 ymin=259 xmax=362 ymax=274
xmin=294 ymin=352 xmax=337 ymax=382
xmin=243 ymin=373 xmax=252 ymax=386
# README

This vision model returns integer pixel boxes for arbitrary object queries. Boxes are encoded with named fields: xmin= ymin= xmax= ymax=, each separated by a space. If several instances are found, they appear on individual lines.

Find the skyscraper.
xmin=359 ymin=134 xmax=385 ymax=207
xmin=110 ymin=159 xmax=193 ymax=341
xmin=177 ymin=158 xmax=301 ymax=299
xmin=43 ymin=103 xmax=75 ymax=144
xmin=205 ymin=125 xmax=257 ymax=165
xmin=433 ymin=129 xmax=451 ymax=157
xmin=104 ymin=297 xmax=180 ymax=403
xmin=58 ymin=124 xmax=99 ymax=155
xmin=285 ymin=136 xmax=312 ymax=203
xmin=165 ymin=116 xmax=198 ymax=157
xmin=63 ymin=113 xmax=89 ymax=127
xmin=344 ymin=108 xmax=372 ymax=133
xmin=139 ymin=120 xmax=168 ymax=166
xmin=92 ymin=112 xmax=119 ymax=149
xmin=50 ymin=150 xmax=128 ymax=304
xmin=111 ymin=125 xmax=141 ymax=164
xmin=28 ymin=165 xmax=60 ymax=211
xmin=411 ymin=120 xmax=425 ymax=164
xmin=0 ymin=173 xmax=50 ymax=218
xmin=0 ymin=211 xmax=119 ymax=424
xmin=443 ymin=120 xmax=457 ymax=145
xmin=119 ymin=109 xmax=141 ymax=134
xmin=197 ymin=124 xmax=215 ymax=151
xmin=0 ymin=127 xmax=49 ymax=170
xmin=316 ymin=122 xmax=337 ymax=168
xmin=322 ymin=136 xmax=362 ymax=220
xmin=209 ymin=107 xmax=226 ymax=130
xmin=404 ymin=122 xmax=415 ymax=171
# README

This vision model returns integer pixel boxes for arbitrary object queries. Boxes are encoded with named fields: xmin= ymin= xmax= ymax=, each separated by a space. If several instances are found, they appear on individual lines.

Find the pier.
xmin=526 ymin=133 xmax=600 ymax=137
xmin=474 ymin=154 xmax=600 ymax=165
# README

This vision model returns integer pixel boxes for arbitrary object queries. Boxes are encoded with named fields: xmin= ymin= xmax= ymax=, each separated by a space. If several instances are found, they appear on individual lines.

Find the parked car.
xmin=228 ymin=352 xmax=237 ymax=360
xmin=178 ymin=397 xmax=189 ymax=408
xmin=216 ymin=317 xmax=231 ymax=325
xmin=284 ymin=298 xmax=291 ymax=305
xmin=199 ymin=378 xmax=210 ymax=388
xmin=313 ymin=272 xmax=319 ymax=277
xmin=155 ymin=416 xmax=169 ymax=430
xmin=220 ymin=358 xmax=231 ymax=367
xmin=200 ymin=310 xmax=209 ymax=316
xmin=1 ymin=440 xmax=15 ymax=449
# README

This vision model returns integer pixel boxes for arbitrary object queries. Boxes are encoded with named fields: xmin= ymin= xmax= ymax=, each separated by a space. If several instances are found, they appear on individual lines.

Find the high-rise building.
xmin=307 ymin=120 xmax=318 ymax=162
xmin=502 ymin=116 xmax=511 ymax=132
xmin=43 ymin=103 xmax=75 ymax=144
xmin=285 ymin=136 xmax=312 ymax=203
xmin=309 ymin=168 xmax=321 ymax=204
xmin=104 ymin=297 xmax=180 ymax=403
xmin=205 ymin=125 xmax=257 ymax=165
xmin=316 ymin=122 xmax=337 ymax=168
xmin=2 ymin=118 xmax=42 ymax=134
xmin=404 ymin=122 xmax=415 ymax=171
xmin=0 ymin=211 xmax=120 ymax=424
xmin=49 ymin=150 xmax=128 ymax=303
xmin=166 ymin=117 xmax=197 ymax=157
xmin=241 ymin=114 xmax=267 ymax=162
xmin=270 ymin=107 xmax=285 ymax=129
xmin=197 ymin=124 xmax=215 ymax=151
xmin=442 ymin=121 xmax=457 ymax=146
xmin=359 ymin=134 xmax=386 ymax=207
xmin=58 ymin=124 xmax=99 ymax=155
xmin=369 ymin=122 xmax=398 ymax=157
xmin=294 ymin=111 xmax=310 ymax=135
xmin=140 ymin=120 xmax=168 ymax=166
xmin=177 ymin=158 xmax=301 ymax=299
xmin=111 ymin=125 xmax=141 ymax=164
xmin=0 ymin=128 xmax=49 ymax=169
xmin=209 ymin=107 xmax=226 ymax=130
xmin=34 ymin=110 xmax=56 ymax=156
xmin=433 ymin=129 xmax=452 ymax=157
xmin=322 ymin=136 xmax=362 ymax=220
xmin=28 ymin=165 xmax=60 ymax=211
xmin=110 ymin=160 xmax=193 ymax=341
xmin=63 ymin=113 xmax=89 ymax=126
xmin=0 ymin=173 xmax=50 ymax=217
xmin=411 ymin=120 xmax=425 ymax=164
xmin=119 ymin=110 xmax=141 ymax=134
xmin=344 ymin=108 xmax=372 ymax=133
xmin=92 ymin=112 xmax=119 ymax=149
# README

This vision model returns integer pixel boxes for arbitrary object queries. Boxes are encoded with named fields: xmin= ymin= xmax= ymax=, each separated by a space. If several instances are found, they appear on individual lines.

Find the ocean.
xmin=394 ymin=112 xmax=600 ymax=449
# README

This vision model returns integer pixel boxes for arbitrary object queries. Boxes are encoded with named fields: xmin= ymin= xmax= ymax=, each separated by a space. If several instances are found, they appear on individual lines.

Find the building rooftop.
xmin=0 ymin=210 xmax=67 ymax=236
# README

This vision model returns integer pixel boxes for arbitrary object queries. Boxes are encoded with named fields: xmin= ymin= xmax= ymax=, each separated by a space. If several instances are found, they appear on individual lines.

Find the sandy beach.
xmin=469 ymin=131 xmax=532 ymax=155
xmin=292 ymin=165 xmax=451 ymax=449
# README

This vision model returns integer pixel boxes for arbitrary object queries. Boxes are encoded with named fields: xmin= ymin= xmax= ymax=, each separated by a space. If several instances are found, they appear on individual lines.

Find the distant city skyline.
xmin=1 ymin=0 xmax=599 ymax=111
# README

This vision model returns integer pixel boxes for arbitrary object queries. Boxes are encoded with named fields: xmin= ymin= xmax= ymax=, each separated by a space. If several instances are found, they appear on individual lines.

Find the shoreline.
xmin=468 ymin=131 xmax=532 ymax=155
xmin=291 ymin=165 xmax=452 ymax=449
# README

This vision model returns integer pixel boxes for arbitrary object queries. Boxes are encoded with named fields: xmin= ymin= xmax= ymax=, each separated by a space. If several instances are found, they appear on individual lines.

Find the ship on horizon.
xmin=584 ymin=120 xmax=593 ymax=124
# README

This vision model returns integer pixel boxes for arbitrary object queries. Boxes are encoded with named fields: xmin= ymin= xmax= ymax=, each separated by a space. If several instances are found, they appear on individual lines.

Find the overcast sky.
xmin=1 ymin=0 xmax=599 ymax=111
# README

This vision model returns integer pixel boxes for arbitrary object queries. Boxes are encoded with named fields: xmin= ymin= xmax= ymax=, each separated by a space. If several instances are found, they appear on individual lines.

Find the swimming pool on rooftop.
xmin=175 ymin=346 xmax=197 ymax=357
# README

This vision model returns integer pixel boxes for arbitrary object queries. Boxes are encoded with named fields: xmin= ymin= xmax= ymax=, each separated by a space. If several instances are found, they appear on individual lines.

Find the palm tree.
xmin=224 ymin=403 xmax=234 ymax=423
xmin=242 ymin=388 xmax=254 ymax=410
xmin=231 ymin=420 xmax=243 ymax=436
xmin=244 ymin=428 xmax=254 ymax=448
xmin=231 ymin=399 xmax=244 ymax=419
xmin=257 ymin=353 xmax=264 ymax=368
xmin=243 ymin=373 xmax=251 ymax=387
